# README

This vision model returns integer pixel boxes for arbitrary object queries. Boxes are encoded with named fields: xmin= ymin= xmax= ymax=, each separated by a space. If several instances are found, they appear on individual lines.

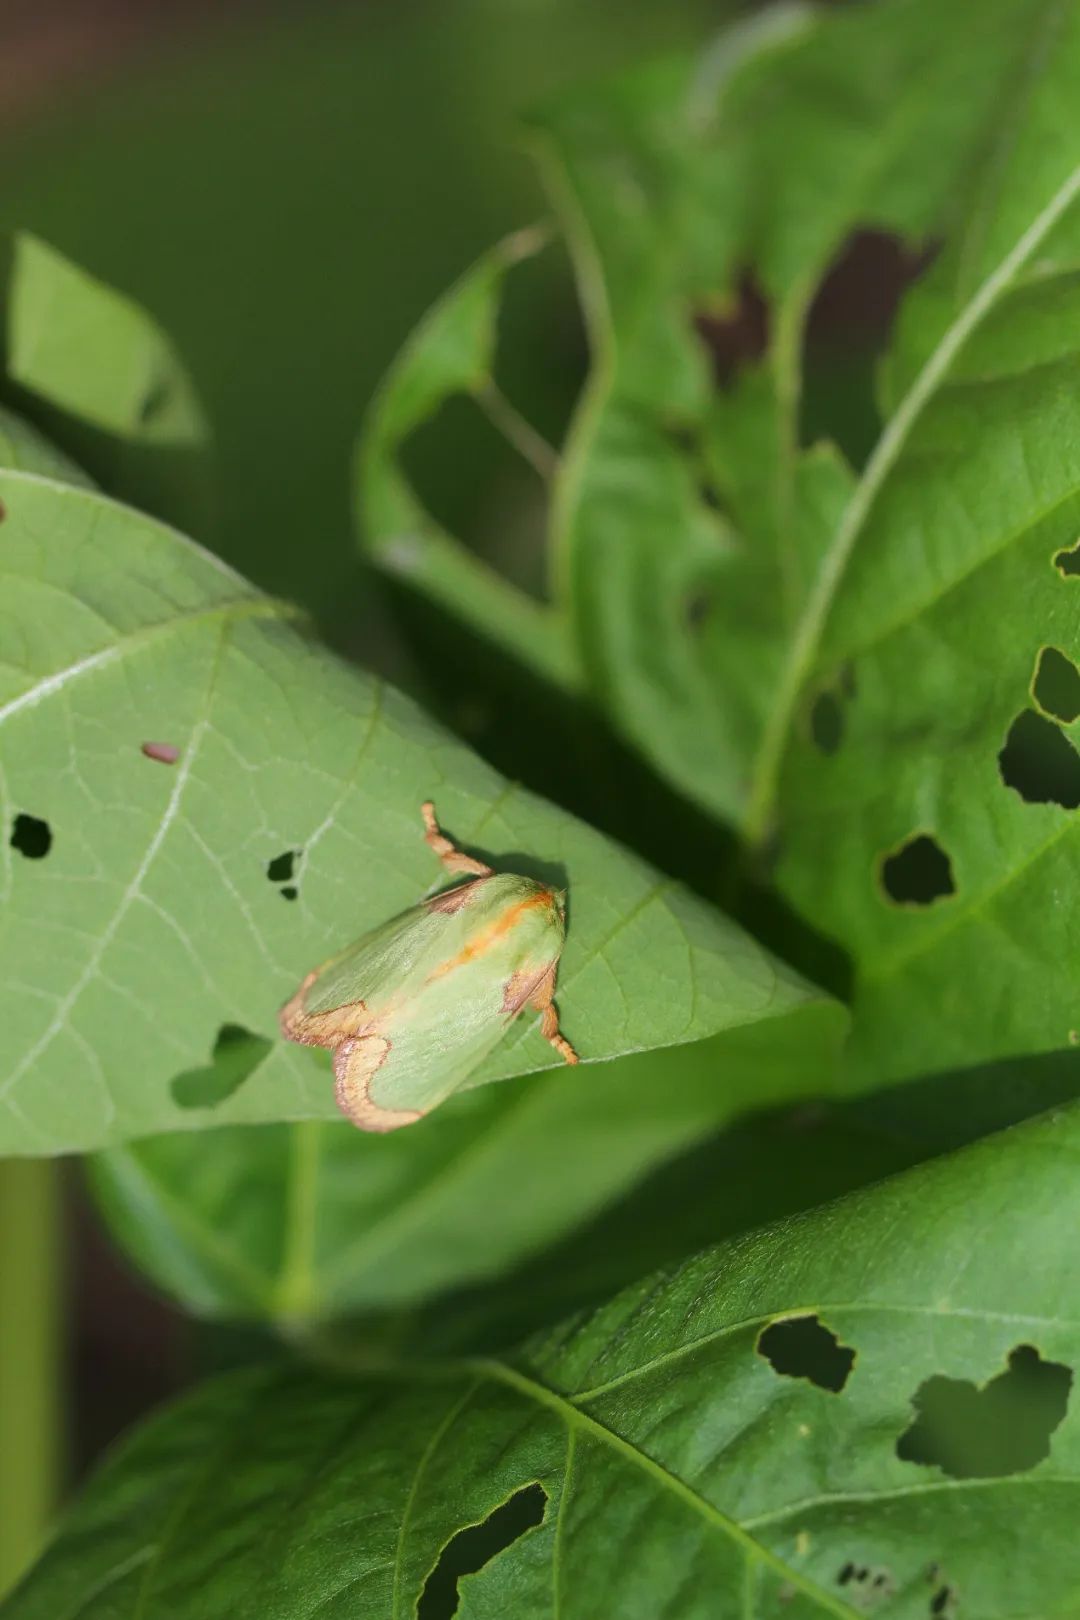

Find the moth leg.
xmin=421 ymin=800 xmax=493 ymax=878
xmin=333 ymin=1034 xmax=422 ymax=1133
xmin=528 ymin=963 xmax=579 ymax=1066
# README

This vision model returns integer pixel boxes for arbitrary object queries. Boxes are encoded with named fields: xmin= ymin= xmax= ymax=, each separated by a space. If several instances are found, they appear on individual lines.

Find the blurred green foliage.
xmin=0 ymin=0 xmax=723 ymax=643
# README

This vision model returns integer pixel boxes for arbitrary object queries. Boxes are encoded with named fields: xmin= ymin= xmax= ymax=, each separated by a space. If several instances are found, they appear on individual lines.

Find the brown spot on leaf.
xmin=141 ymin=741 xmax=180 ymax=765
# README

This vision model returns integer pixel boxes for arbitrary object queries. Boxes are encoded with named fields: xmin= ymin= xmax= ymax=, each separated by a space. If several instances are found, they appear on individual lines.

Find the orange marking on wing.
xmin=334 ymin=1034 xmax=420 ymax=1132
xmin=427 ymin=891 xmax=554 ymax=982
xmin=279 ymin=968 xmax=371 ymax=1046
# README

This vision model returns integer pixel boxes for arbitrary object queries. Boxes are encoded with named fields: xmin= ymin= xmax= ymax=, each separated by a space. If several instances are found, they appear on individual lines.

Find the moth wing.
xmin=296 ymin=895 xmax=470 ymax=1019
xmin=362 ymin=953 xmax=560 ymax=1124
xmin=334 ymin=1034 xmax=421 ymax=1133
xmin=361 ymin=1002 xmax=513 ymax=1125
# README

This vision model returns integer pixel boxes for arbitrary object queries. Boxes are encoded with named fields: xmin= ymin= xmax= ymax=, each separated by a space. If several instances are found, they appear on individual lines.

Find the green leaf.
xmin=760 ymin=8 xmax=1080 ymax=1089
xmin=537 ymin=0 xmax=1045 ymax=825
xmin=0 ymin=470 xmax=839 ymax=1155
xmin=356 ymin=226 xmax=580 ymax=692
xmin=86 ymin=1005 xmax=839 ymax=1319
xmin=530 ymin=0 xmax=1080 ymax=1090
xmin=12 ymin=1097 xmax=1080 ymax=1618
xmin=1 ymin=234 xmax=211 ymax=532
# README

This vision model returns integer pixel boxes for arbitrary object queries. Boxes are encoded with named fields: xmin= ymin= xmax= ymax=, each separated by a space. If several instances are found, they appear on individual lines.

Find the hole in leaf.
xmin=1053 ymin=538 xmax=1080 ymax=576
xmin=880 ymin=833 xmax=955 ymax=906
xmin=266 ymin=849 xmax=296 ymax=883
xmin=1032 ymin=645 xmax=1080 ymax=724
xmin=931 ymin=1587 xmax=957 ymax=1618
xmin=417 ymin=1483 xmax=547 ymax=1619
xmin=802 ymin=229 xmax=939 ymax=465
xmin=758 ymin=1314 xmax=855 ymax=1393
xmin=810 ymin=690 xmax=844 ymax=754
xmin=837 ymin=1564 xmax=895 ymax=1604
xmin=11 ymin=813 xmax=52 ymax=859
xmin=998 ymin=710 xmax=1080 ymax=808
xmin=267 ymin=849 xmax=301 ymax=897
xmin=171 ymin=1023 xmax=273 ymax=1109
xmin=693 ymin=271 xmax=770 ymax=390
xmin=399 ymin=389 xmax=550 ymax=600
xmin=897 ymin=1343 xmax=1071 ymax=1478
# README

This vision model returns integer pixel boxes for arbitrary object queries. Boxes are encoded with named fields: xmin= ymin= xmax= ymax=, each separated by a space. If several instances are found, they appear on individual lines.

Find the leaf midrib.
xmin=0 ymin=596 xmax=303 ymax=727
xmin=469 ymin=1356 xmax=862 ymax=1620
xmin=566 ymin=1298 xmax=1080 ymax=1406
xmin=741 ymin=1471 xmax=1080 ymax=1534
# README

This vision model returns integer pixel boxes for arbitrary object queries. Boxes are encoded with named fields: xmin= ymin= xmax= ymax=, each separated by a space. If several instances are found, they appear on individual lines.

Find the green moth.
xmin=279 ymin=801 xmax=578 ymax=1132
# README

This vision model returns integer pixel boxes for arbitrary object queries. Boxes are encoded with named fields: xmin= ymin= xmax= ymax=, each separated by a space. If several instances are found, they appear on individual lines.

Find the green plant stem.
xmin=0 ymin=1159 xmax=63 ymax=1598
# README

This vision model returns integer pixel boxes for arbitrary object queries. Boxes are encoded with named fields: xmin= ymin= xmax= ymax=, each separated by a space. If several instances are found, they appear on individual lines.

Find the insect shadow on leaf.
xmin=446 ymin=837 xmax=571 ymax=952
xmin=896 ymin=1343 xmax=1072 ymax=1478
xmin=437 ymin=814 xmax=569 ymax=909
xmin=417 ymin=1483 xmax=547 ymax=1620
xmin=879 ymin=833 xmax=956 ymax=907
xmin=10 ymin=812 xmax=52 ymax=859
xmin=757 ymin=1313 xmax=855 ymax=1393
xmin=171 ymin=1023 xmax=274 ymax=1109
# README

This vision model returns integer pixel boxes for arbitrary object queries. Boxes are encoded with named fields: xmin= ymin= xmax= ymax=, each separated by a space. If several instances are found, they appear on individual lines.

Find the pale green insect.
xmin=279 ymin=801 xmax=578 ymax=1131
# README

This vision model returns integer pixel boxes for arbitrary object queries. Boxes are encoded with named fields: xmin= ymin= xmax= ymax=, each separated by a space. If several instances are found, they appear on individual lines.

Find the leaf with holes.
xmin=11 ymin=1086 xmax=1080 ymax=1617
xmin=528 ymin=0 xmax=1080 ymax=1091
xmin=0 ymin=469 xmax=843 ymax=1155
xmin=532 ymin=0 xmax=1048 ymax=827
xmin=762 ymin=3 xmax=1080 ymax=1090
